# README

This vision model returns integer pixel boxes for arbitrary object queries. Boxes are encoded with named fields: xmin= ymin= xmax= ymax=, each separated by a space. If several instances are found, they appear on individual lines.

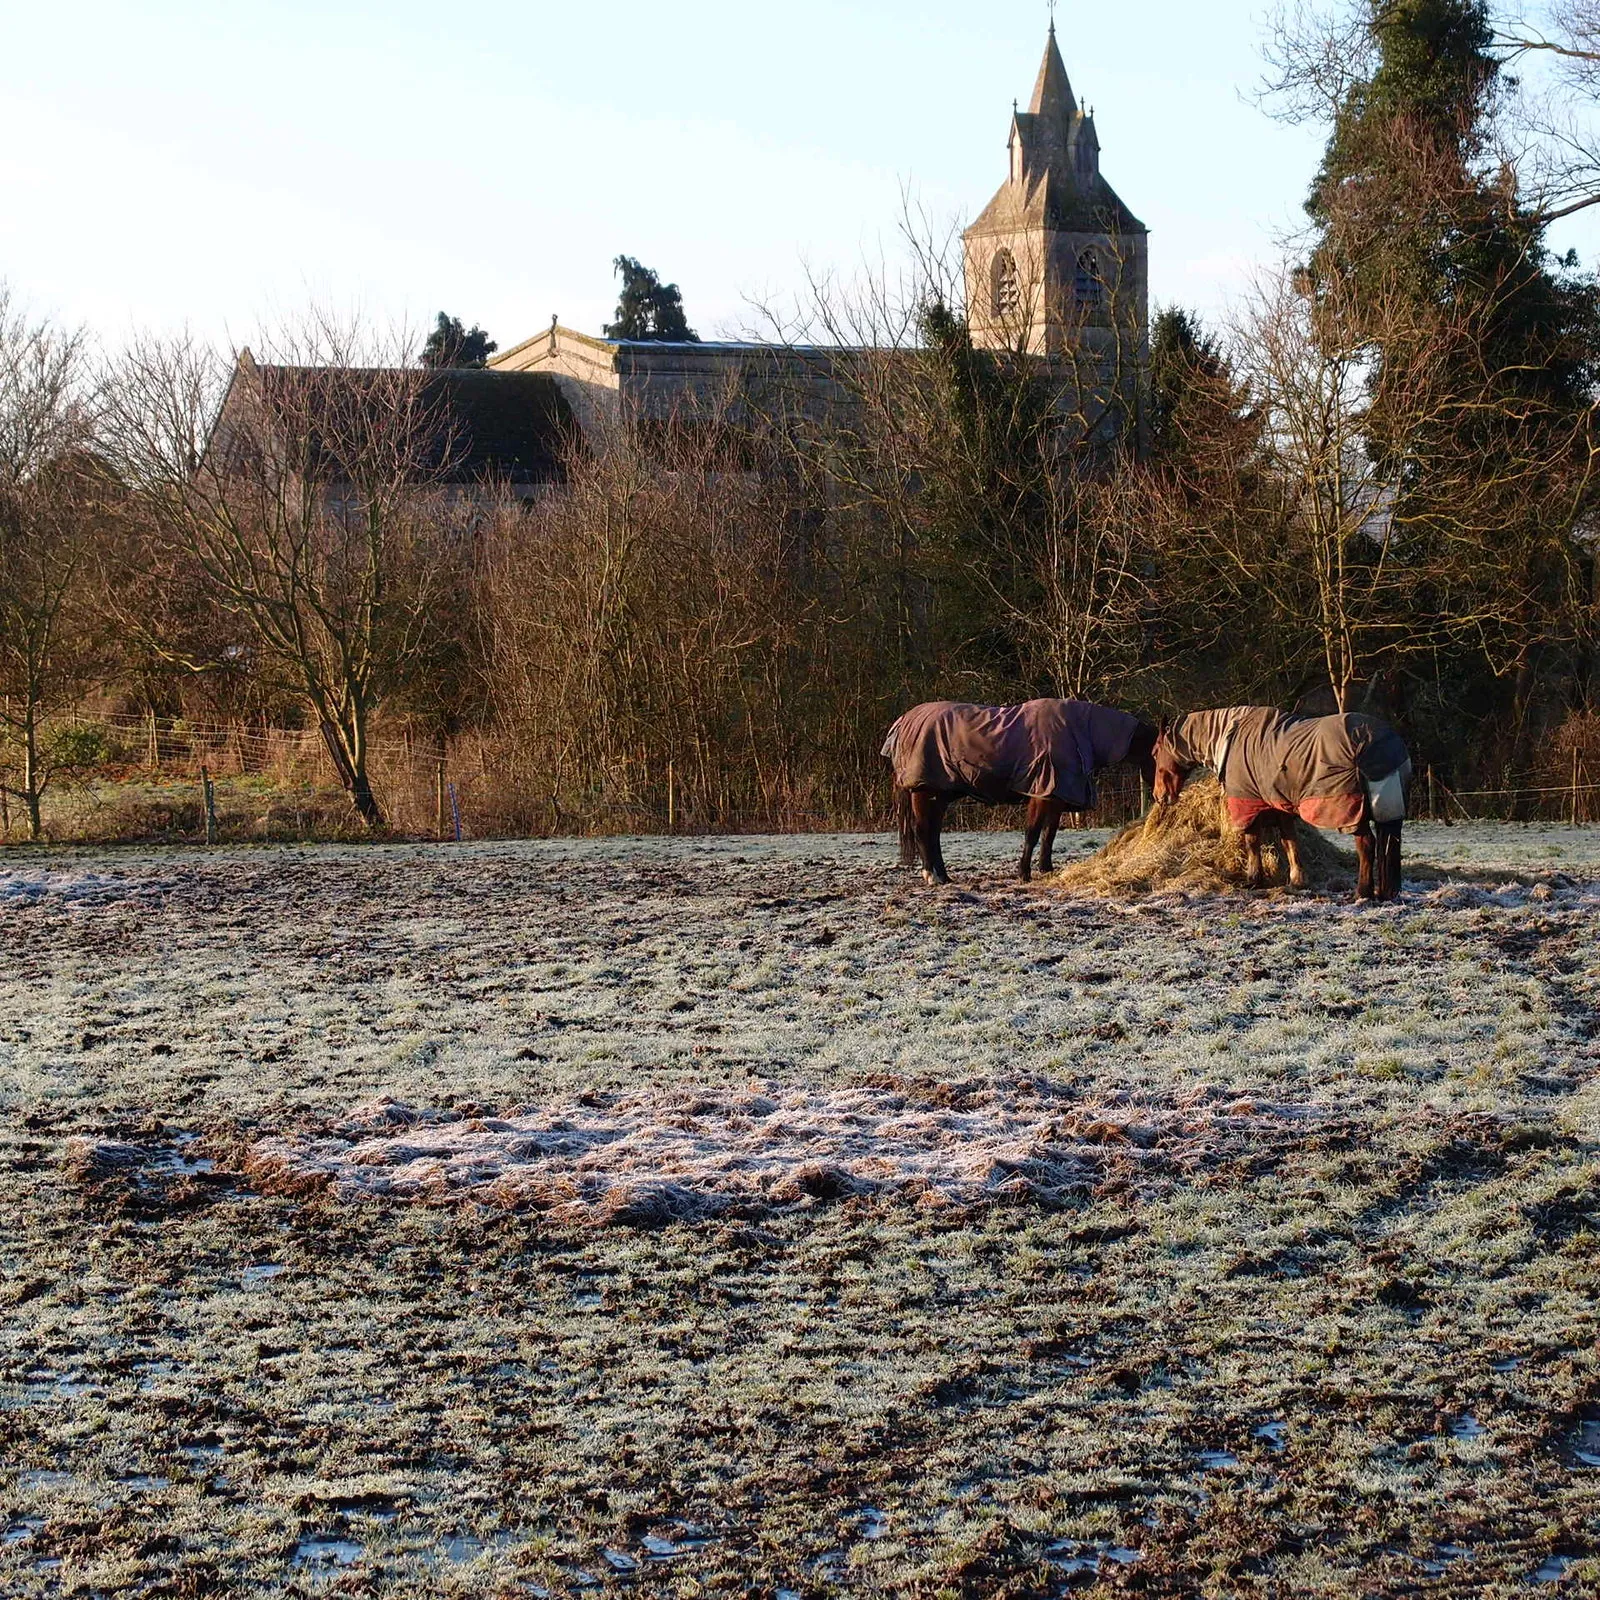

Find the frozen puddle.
xmin=292 ymin=1537 xmax=363 ymax=1568
xmin=1531 ymin=1554 xmax=1575 ymax=1583
xmin=62 ymin=1132 xmax=217 ymax=1188
xmin=228 ymin=1084 xmax=1328 ymax=1224
xmin=1045 ymin=1540 xmax=1141 ymax=1576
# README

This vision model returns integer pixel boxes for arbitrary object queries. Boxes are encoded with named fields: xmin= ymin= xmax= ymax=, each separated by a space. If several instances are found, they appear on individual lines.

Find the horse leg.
xmin=1242 ymin=826 xmax=1264 ymax=889
xmin=911 ymin=791 xmax=951 ymax=885
xmin=1039 ymin=800 xmax=1064 ymax=876
xmin=1354 ymin=817 xmax=1375 ymax=900
xmin=1019 ymin=797 xmax=1046 ymax=882
xmin=930 ymin=794 xmax=954 ymax=883
xmin=1377 ymin=819 xmax=1402 ymax=900
xmin=1282 ymin=820 xmax=1306 ymax=889
xmin=909 ymin=790 xmax=944 ymax=885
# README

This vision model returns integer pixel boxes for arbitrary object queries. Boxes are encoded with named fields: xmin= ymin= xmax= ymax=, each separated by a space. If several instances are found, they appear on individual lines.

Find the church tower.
xmin=964 ymin=26 xmax=1148 ymax=366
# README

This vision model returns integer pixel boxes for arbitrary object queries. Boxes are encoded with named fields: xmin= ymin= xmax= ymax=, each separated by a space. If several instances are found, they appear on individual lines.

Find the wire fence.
xmin=8 ymin=711 xmax=1600 ymax=842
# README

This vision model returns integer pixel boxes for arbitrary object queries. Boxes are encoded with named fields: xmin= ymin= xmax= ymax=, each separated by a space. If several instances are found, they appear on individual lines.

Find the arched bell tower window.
xmin=992 ymin=249 xmax=1021 ymax=320
xmin=1074 ymin=248 xmax=1103 ymax=307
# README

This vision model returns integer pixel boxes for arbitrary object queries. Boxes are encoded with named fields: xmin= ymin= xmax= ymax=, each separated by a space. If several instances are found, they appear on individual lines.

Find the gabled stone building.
xmin=205 ymin=30 xmax=1147 ymax=465
xmin=486 ymin=322 xmax=849 ymax=438
xmin=486 ymin=26 xmax=1147 ymax=443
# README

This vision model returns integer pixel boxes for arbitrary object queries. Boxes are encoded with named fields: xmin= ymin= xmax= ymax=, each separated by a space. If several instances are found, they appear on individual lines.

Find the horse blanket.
xmin=882 ymin=699 xmax=1141 ymax=808
xmin=1167 ymin=707 xmax=1411 ymax=833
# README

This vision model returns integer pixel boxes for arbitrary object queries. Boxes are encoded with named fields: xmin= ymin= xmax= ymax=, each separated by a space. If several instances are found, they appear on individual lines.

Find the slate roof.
xmin=417 ymin=368 xmax=574 ymax=483
xmin=244 ymin=363 xmax=575 ymax=486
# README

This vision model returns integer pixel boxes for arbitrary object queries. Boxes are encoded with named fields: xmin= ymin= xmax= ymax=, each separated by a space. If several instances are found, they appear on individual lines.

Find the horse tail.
xmin=895 ymin=784 xmax=916 ymax=866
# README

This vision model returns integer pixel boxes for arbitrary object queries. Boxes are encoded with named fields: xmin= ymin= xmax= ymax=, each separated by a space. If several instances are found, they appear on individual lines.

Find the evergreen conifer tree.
xmin=419 ymin=314 xmax=497 ymax=369
xmin=1148 ymin=307 xmax=1234 ymax=463
xmin=1305 ymin=0 xmax=1597 ymax=429
xmin=1301 ymin=0 xmax=1600 ymax=696
xmin=604 ymin=257 xmax=698 ymax=342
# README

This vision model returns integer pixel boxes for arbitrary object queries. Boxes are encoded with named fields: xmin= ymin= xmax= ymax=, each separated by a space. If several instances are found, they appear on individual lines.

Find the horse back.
xmin=883 ymin=698 xmax=1136 ymax=804
xmin=1218 ymin=709 xmax=1409 ymax=832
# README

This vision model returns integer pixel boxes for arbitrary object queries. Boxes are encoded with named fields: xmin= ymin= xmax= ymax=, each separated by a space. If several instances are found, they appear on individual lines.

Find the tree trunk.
xmin=319 ymin=716 xmax=384 ymax=830
xmin=22 ymin=709 xmax=41 ymax=841
xmin=349 ymin=766 xmax=382 ymax=829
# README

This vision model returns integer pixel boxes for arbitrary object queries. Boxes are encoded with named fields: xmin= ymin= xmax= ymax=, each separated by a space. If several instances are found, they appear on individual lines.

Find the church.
xmin=487 ymin=24 xmax=1148 ymax=442
xmin=208 ymin=28 xmax=1149 ymax=485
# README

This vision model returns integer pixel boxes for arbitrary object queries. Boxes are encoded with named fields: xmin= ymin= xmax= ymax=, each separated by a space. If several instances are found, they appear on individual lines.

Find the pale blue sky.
xmin=1 ymin=1 xmax=1593 ymax=350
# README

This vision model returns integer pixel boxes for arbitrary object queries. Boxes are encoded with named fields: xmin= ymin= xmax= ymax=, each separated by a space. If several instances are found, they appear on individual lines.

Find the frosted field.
xmin=4 ymin=823 xmax=1600 ymax=1596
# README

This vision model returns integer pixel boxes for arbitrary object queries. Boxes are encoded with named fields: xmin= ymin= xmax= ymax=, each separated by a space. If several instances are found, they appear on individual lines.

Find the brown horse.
xmin=883 ymin=698 xmax=1159 ymax=885
xmin=1152 ymin=707 xmax=1411 ymax=899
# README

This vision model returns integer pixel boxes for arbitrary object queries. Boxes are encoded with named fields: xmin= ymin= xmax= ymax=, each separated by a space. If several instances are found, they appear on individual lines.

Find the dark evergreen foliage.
xmin=1148 ymin=307 xmax=1233 ymax=462
xmin=419 ymin=313 xmax=498 ymax=370
xmin=604 ymin=257 xmax=699 ymax=342
xmin=1299 ymin=0 xmax=1600 ymax=771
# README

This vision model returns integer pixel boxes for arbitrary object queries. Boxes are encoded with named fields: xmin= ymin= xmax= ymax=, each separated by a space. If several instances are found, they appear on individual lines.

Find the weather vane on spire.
xmin=1048 ymin=0 xmax=1056 ymax=29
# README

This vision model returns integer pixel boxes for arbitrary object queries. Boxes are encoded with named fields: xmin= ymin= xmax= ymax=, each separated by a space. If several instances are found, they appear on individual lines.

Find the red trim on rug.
xmin=1226 ymin=797 xmax=1280 ymax=829
xmin=1297 ymin=794 xmax=1363 ymax=832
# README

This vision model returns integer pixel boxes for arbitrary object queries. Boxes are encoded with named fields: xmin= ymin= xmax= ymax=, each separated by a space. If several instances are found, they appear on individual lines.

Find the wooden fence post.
xmin=201 ymin=766 xmax=218 ymax=845
xmin=435 ymin=759 xmax=446 ymax=842
xmin=448 ymin=781 xmax=462 ymax=842
xmin=1573 ymin=747 xmax=1582 ymax=828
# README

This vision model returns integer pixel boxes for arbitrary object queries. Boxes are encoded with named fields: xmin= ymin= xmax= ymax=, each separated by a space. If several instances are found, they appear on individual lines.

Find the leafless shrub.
xmin=474 ymin=398 xmax=903 ymax=832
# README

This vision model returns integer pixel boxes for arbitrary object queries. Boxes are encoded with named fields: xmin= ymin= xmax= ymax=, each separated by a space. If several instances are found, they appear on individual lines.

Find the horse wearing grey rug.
xmin=882 ymin=698 xmax=1158 ymax=885
xmin=1154 ymin=707 xmax=1412 ymax=898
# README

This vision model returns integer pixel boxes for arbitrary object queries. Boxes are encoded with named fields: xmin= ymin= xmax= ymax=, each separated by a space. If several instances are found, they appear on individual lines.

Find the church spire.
xmin=1028 ymin=22 xmax=1077 ymax=125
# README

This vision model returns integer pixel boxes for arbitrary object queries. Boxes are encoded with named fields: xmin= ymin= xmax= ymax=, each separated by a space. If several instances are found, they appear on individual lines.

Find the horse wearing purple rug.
xmin=882 ymin=698 xmax=1159 ymax=885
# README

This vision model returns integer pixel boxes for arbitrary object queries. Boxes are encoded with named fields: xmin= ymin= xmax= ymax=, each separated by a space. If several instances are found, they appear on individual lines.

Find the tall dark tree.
xmin=1147 ymin=306 xmax=1235 ymax=463
xmin=604 ymin=257 xmax=698 ymax=342
xmin=1303 ymin=0 xmax=1598 ymax=426
xmin=419 ymin=313 xmax=497 ymax=369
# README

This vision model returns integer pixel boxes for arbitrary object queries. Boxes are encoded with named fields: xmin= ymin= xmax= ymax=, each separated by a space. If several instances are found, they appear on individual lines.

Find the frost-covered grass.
xmin=4 ymin=830 xmax=1600 ymax=1596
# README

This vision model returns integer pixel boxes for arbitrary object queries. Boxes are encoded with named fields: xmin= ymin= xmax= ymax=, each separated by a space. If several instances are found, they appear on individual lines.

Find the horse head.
xmin=1151 ymin=716 xmax=1190 ymax=806
xmin=1127 ymin=719 xmax=1160 ymax=796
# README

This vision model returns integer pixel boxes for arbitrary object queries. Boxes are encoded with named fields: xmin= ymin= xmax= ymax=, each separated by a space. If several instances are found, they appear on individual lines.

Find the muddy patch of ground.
xmin=4 ymin=828 xmax=1600 ymax=1595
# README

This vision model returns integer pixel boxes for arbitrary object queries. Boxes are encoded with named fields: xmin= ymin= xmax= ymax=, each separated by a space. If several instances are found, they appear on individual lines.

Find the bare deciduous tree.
xmin=0 ymin=287 xmax=108 ymax=839
xmin=104 ymin=318 xmax=469 ymax=827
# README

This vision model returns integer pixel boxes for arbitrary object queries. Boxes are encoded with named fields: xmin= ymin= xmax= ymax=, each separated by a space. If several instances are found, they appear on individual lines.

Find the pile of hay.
xmin=1057 ymin=773 xmax=1355 ymax=895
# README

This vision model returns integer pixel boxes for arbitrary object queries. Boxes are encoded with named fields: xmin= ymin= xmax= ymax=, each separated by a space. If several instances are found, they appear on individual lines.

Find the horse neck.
xmin=1185 ymin=710 xmax=1242 ymax=770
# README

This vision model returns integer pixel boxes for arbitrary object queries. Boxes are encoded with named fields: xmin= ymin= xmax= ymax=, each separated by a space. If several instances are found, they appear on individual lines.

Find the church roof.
xmin=226 ymin=359 xmax=575 ymax=486
xmin=968 ymin=162 xmax=1145 ymax=238
xmin=415 ymin=368 xmax=574 ymax=482
xmin=966 ymin=27 xmax=1146 ymax=240
xmin=1029 ymin=22 xmax=1077 ymax=122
